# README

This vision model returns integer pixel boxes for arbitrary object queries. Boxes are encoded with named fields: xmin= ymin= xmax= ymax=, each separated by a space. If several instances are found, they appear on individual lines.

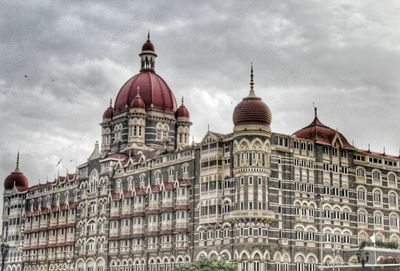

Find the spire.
xmin=109 ymin=98 xmax=112 ymax=108
xmin=15 ymin=151 xmax=20 ymax=171
xmin=313 ymin=102 xmax=318 ymax=118
xmin=181 ymin=96 xmax=184 ymax=106
xmin=147 ymin=30 xmax=150 ymax=41
xmin=248 ymin=63 xmax=256 ymax=97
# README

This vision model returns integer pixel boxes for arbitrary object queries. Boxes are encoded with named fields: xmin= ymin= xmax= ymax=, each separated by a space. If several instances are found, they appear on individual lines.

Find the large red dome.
xmin=233 ymin=96 xmax=272 ymax=126
xmin=114 ymin=71 xmax=177 ymax=112
xmin=4 ymin=171 xmax=29 ymax=190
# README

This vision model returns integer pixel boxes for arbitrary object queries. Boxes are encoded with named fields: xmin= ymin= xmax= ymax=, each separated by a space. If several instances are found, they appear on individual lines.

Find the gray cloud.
xmin=0 ymin=0 xmax=399 ymax=197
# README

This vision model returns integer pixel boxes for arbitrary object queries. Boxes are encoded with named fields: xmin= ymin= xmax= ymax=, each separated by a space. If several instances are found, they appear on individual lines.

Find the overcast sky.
xmin=0 ymin=0 xmax=399 ymax=191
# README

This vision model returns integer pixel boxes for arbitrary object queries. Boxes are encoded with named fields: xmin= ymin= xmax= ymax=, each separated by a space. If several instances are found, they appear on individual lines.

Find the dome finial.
xmin=16 ymin=150 xmax=20 ymax=171
xmin=249 ymin=63 xmax=256 ymax=97
xmin=181 ymin=96 xmax=184 ymax=105
xmin=147 ymin=30 xmax=150 ymax=41
xmin=109 ymin=98 xmax=112 ymax=107
xmin=313 ymin=102 xmax=318 ymax=118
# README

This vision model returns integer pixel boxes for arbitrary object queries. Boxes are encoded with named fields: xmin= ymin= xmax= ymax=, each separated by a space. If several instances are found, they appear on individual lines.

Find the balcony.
xmin=224 ymin=210 xmax=276 ymax=222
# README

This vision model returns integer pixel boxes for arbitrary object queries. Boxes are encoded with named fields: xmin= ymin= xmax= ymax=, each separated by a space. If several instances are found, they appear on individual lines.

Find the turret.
xmin=175 ymin=97 xmax=191 ymax=149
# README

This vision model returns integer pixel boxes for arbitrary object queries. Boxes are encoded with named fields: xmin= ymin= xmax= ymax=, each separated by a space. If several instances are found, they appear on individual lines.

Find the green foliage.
xmin=360 ymin=240 xmax=399 ymax=249
xmin=174 ymin=258 xmax=236 ymax=271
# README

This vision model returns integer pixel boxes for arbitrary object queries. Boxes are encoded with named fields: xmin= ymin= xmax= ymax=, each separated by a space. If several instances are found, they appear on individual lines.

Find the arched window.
xmin=389 ymin=192 xmax=397 ymax=207
xmin=388 ymin=173 xmax=397 ymax=186
xmin=356 ymin=167 xmax=365 ymax=177
xmin=253 ymin=253 xmax=261 ymax=271
xmin=373 ymin=189 xmax=382 ymax=204
xmin=241 ymin=254 xmax=249 ymax=271
xmin=372 ymin=170 xmax=381 ymax=183
xmin=390 ymin=214 xmax=399 ymax=229
xmin=374 ymin=212 xmax=383 ymax=226
xmin=295 ymin=255 xmax=305 ymax=271
xmin=357 ymin=187 xmax=366 ymax=201
xmin=358 ymin=210 xmax=367 ymax=224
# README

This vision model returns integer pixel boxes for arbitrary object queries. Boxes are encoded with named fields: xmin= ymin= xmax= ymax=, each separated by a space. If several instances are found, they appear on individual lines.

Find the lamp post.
xmin=0 ymin=243 xmax=10 ymax=271
xmin=356 ymin=250 xmax=369 ymax=271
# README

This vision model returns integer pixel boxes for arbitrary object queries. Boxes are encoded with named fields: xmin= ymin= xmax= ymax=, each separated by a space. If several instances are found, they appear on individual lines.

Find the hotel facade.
xmin=2 ymin=36 xmax=400 ymax=271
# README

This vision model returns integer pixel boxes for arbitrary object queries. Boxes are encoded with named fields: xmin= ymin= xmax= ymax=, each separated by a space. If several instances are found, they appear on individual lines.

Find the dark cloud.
xmin=0 ymin=0 xmax=399 ymax=198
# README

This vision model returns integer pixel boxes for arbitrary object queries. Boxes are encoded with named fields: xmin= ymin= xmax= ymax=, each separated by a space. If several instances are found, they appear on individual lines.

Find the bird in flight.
xmin=56 ymin=159 xmax=62 ymax=167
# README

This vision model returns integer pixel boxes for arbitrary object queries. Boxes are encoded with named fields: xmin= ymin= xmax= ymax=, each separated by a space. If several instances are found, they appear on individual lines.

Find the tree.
xmin=174 ymin=258 xmax=236 ymax=271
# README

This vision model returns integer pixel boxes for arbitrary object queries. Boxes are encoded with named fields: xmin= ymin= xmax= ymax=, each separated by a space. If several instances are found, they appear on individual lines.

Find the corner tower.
xmin=228 ymin=65 xmax=275 ymax=235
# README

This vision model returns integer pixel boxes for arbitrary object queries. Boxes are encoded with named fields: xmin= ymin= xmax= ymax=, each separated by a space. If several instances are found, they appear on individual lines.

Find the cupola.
xmin=130 ymin=87 xmax=146 ymax=109
xmin=4 ymin=152 xmax=29 ymax=191
xmin=233 ymin=65 xmax=272 ymax=127
xmin=176 ymin=97 xmax=190 ymax=119
xmin=103 ymin=99 xmax=113 ymax=120
xmin=139 ymin=31 xmax=157 ymax=71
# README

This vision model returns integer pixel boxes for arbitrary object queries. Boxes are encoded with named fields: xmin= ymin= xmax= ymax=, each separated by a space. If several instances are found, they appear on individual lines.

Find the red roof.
xmin=178 ymin=179 xmax=190 ymax=186
xmin=142 ymin=40 xmax=155 ymax=52
xmin=103 ymin=106 xmax=113 ymax=119
xmin=130 ymin=91 xmax=146 ymax=109
xmin=176 ymin=102 xmax=190 ymax=118
xmin=292 ymin=116 xmax=352 ymax=148
xmin=135 ymin=188 xmax=146 ymax=196
xmin=4 ymin=170 xmax=29 ymax=190
xmin=114 ymin=70 xmax=177 ymax=113
xmin=233 ymin=94 xmax=271 ymax=126
xmin=150 ymin=185 xmax=160 ymax=193
xmin=164 ymin=182 xmax=174 ymax=191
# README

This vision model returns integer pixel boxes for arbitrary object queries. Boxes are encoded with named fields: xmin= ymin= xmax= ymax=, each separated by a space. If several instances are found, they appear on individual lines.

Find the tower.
xmin=175 ymin=97 xmax=191 ymax=149
xmin=128 ymin=87 xmax=146 ymax=145
xmin=101 ymin=99 xmax=113 ymax=155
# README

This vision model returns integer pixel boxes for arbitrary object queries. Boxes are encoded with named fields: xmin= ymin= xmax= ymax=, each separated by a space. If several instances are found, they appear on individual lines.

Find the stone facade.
xmin=1 ymin=37 xmax=400 ymax=271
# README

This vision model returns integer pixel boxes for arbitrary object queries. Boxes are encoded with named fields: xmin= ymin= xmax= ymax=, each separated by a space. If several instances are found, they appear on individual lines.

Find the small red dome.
xmin=176 ymin=104 xmax=190 ymax=118
xmin=4 ymin=171 xmax=29 ymax=190
xmin=233 ymin=96 xmax=272 ymax=126
xmin=130 ymin=92 xmax=146 ymax=109
xmin=292 ymin=116 xmax=352 ymax=148
xmin=103 ymin=106 xmax=113 ymax=119
xmin=114 ymin=70 xmax=177 ymax=112
xmin=142 ymin=40 xmax=155 ymax=52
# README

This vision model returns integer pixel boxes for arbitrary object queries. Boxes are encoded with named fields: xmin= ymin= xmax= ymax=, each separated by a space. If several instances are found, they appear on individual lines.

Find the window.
xmin=356 ymin=168 xmax=365 ymax=177
xmin=373 ymin=190 xmax=382 ymax=204
xmin=253 ymin=261 xmax=260 ymax=271
xmin=374 ymin=213 xmax=383 ymax=225
xmin=390 ymin=215 xmax=398 ymax=228
xmin=358 ymin=210 xmax=367 ymax=224
xmin=389 ymin=192 xmax=397 ymax=206
xmin=388 ymin=173 xmax=397 ymax=185
xmin=373 ymin=171 xmax=381 ymax=182
xmin=357 ymin=188 xmax=366 ymax=201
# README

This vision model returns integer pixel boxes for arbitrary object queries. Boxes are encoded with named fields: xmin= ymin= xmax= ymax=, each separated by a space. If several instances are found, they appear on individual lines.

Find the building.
xmin=2 ymin=35 xmax=400 ymax=271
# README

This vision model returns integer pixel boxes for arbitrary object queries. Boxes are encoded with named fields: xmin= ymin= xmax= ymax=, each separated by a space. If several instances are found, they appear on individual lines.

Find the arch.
xmin=273 ymin=252 xmax=282 ymax=262
xmin=251 ymin=250 xmax=263 ymax=261
xmin=220 ymin=250 xmax=231 ymax=261
xmin=209 ymin=251 xmax=219 ymax=259
xmin=239 ymin=250 xmax=250 ymax=260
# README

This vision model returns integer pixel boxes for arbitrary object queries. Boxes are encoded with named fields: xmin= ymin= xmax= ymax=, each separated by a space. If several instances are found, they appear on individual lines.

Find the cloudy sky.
xmin=0 ymin=0 xmax=399 ymax=191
